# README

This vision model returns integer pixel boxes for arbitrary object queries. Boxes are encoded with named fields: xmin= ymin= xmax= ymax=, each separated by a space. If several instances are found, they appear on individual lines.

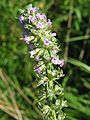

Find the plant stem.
xmin=64 ymin=0 xmax=73 ymax=66
xmin=52 ymin=110 xmax=57 ymax=120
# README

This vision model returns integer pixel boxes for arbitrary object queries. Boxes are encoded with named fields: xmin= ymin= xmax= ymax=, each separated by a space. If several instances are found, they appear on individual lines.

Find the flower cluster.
xmin=19 ymin=4 xmax=67 ymax=120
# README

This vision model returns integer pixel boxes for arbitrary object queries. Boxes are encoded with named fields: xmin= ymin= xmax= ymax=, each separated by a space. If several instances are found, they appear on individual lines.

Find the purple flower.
xmin=44 ymin=38 xmax=51 ymax=46
xmin=51 ymin=57 xmax=64 ymax=67
xmin=58 ymin=59 xmax=64 ymax=67
xmin=42 ymin=14 xmax=46 ymax=20
xmin=36 ymin=13 xmax=42 ymax=19
xmin=29 ymin=43 xmax=34 ymax=50
xmin=37 ymin=22 xmax=44 ymax=29
xmin=36 ymin=13 xmax=46 ymax=20
xmin=22 ymin=29 xmax=28 ymax=37
xmin=47 ymin=19 xmax=52 ymax=27
xmin=34 ymin=66 xmax=41 ymax=74
xmin=31 ymin=17 xmax=35 ymax=22
xmin=24 ymin=36 xmax=30 ymax=44
xmin=51 ymin=33 xmax=56 ymax=37
xmin=28 ymin=15 xmax=35 ymax=23
xmin=28 ymin=15 xmax=32 ymax=23
xmin=30 ymin=7 xmax=38 ymax=13
xmin=51 ymin=57 xmax=60 ymax=65
xmin=19 ymin=15 xmax=24 ymax=23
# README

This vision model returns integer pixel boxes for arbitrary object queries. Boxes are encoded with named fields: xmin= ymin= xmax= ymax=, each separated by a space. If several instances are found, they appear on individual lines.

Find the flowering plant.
xmin=19 ymin=4 xmax=67 ymax=120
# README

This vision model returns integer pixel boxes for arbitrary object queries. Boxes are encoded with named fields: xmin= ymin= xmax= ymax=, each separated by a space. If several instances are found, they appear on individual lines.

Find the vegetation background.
xmin=0 ymin=0 xmax=90 ymax=120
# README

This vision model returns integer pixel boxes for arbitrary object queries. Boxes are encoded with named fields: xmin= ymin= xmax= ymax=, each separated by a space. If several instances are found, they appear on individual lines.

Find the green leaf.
xmin=67 ymin=57 xmax=90 ymax=73
xmin=74 ymin=20 xmax=80 ymax=31
xmin=74 ymin=8 xmax=82 ymax=22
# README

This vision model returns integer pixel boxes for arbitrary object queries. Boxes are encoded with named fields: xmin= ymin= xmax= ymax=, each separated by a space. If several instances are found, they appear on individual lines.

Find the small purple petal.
xmin=36 ymin=13 xmax=46 ymax=20
xmin=51 ymin=57 xmax=59 ymax=65
xmin=47 ymin=19 xmax=52 ymax=27
xmin=22 ymin=29 xmax=28 ymax=37
xmin=51 ymin=33 xmax=56 ymax=37
xmin=42 ymin=14 xmax=46 ymax=20
xmin=30 ymin=44 xmax=34 ymax=50
xmin=24 ymin=36 xmax=30 ymax=44
xmin=37 ymin=22 xmax=44 ymax=29
xmin=44 ymin=38 xmax=51 ymax=46
xmin=36 ymin=13 xmax=42 ymax=19
xmin=30 ymin=7 xmax=38 ymax=13
xmin=28 ymin=16 xmax=35 ymax=23
xmin=28 ymin=15 xmax=32 ymax=23
xmin=34 ymin=66 xmax=41 ymax=74
xmin=59 ymin=59 xmax=64 ymax=67
xmin=19 ymin=15 xmax=24 ymax=23
xmin=51 ymin=57 xmax=64 ymax=67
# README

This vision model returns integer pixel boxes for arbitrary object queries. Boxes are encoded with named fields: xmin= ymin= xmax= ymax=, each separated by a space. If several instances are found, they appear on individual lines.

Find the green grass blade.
xmin=67 ymin=57 xmax=90 ymax=73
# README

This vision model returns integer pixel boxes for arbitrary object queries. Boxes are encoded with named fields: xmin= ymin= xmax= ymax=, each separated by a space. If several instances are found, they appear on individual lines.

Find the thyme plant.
xmin=19 ymin=4 xmax=67 ymax=120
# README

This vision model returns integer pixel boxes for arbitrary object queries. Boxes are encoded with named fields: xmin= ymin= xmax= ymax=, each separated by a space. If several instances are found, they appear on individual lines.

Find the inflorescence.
xmin=19 ymin=4 xmax=67 ymax=120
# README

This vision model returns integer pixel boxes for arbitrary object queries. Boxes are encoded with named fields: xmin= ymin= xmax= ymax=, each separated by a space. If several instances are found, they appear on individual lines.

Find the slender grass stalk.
xmin=64 ymin=35 xmax=90 ymax=42
xmin=64 ymin=0 xmax=74 ymax=66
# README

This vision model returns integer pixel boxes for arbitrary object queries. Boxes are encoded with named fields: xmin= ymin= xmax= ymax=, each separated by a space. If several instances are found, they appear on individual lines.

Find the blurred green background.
xmin=0 ymin=0 xmax=90 ymax=120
